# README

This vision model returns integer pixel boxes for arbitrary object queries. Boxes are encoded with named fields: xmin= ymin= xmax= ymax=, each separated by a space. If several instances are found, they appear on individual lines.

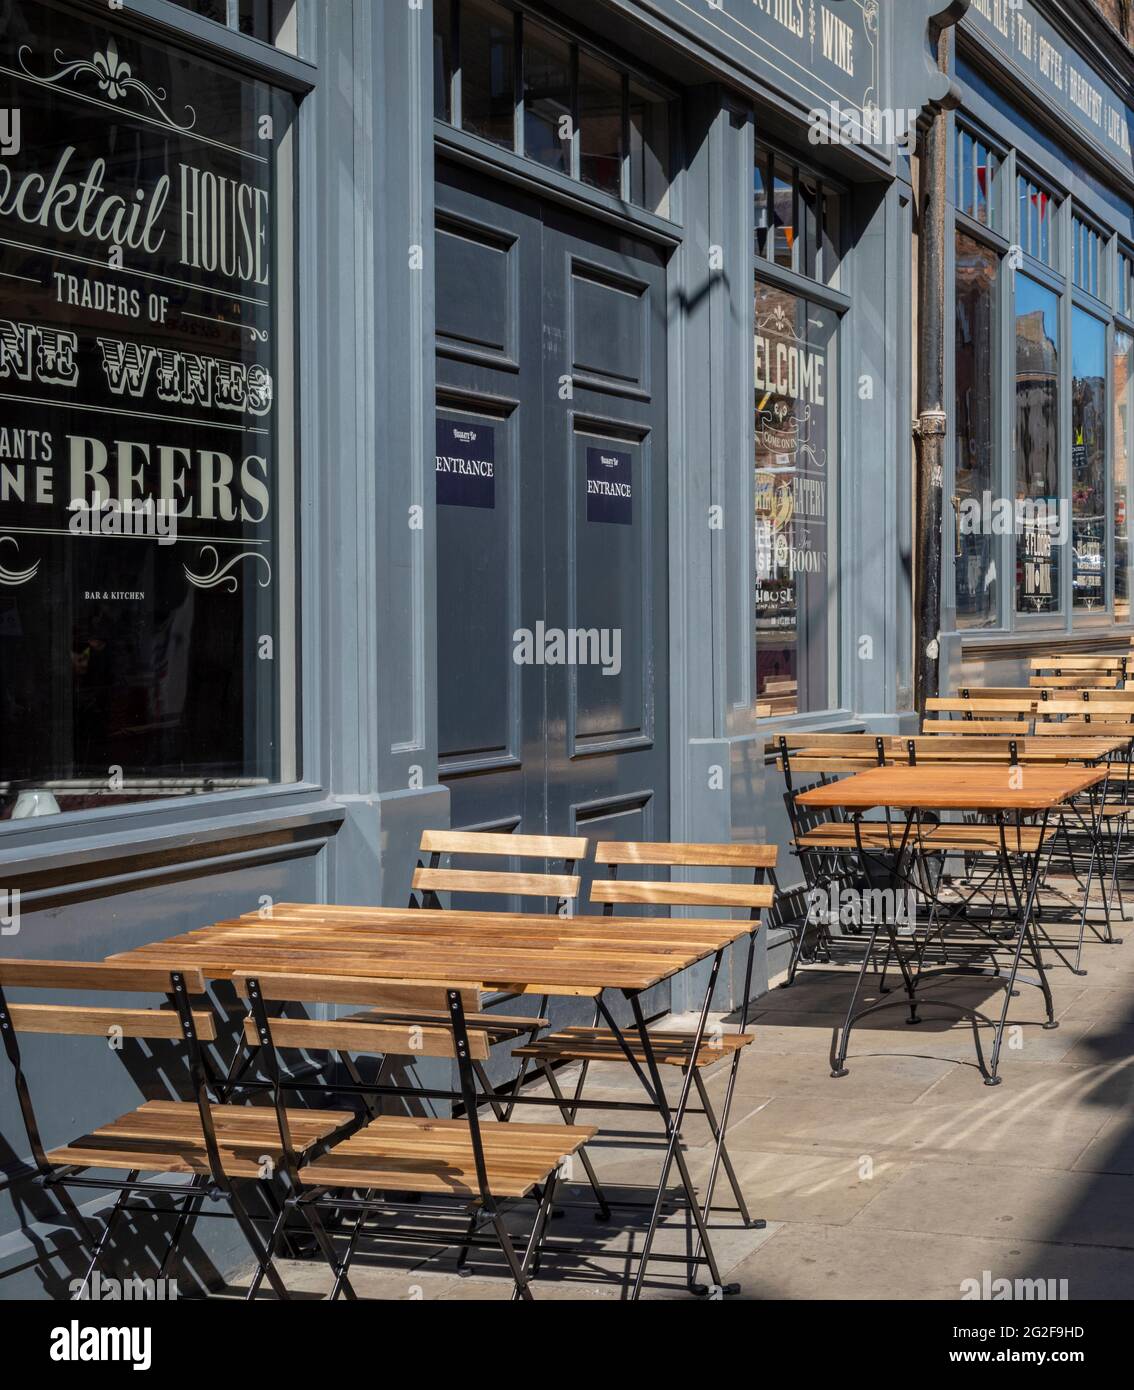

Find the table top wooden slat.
xmin=107 ymin=906 xmax=761 ymax=996
xmin=794 ymin=764 xmax=1108 ymax=811
xmin=784 ymin=736 xmax=1126 ymax=762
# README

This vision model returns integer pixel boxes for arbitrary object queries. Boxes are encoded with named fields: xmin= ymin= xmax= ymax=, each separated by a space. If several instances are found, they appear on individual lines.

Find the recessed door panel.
xmin=436 ymin=406 xmax=518 ymax=769
xmin=571 ymin=429 xmax=649 ymax=748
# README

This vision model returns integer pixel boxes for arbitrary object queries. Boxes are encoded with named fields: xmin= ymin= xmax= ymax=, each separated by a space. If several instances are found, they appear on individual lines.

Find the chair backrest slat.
xmin=411 ymin=867 xmax=579 ymax=900
xmin=1029 ymin=675 xmax=1120 ymax=688
xmin=8 ymin=1004 xmax=216 ymax=1041
xmin=1031 ymin=721 xmax=1134 ymax=736
xmin=594 ymin=841 xmax=777 ymax=869
xmin=1040 ymin=700 xmax=1134 ymax=717
xmin=420 ymin=830 xmax=588 ymax=860
xmin=1030 ymin=656 xmax=1126 ymax=671
xmin=240 ymin=1014 xmax=487 ymax=1060
xmin=591 ymin=880 xmax=775 ymax=910
xmin=922 ymin=720 xmax=1031 ymax=735
xmin=232 ymin=973 xmax=481 ymax=1012
xmin=413 ymin=830 xmax=584 ymax=908
xmin=0 ymin=960 xmax=207 ymax=994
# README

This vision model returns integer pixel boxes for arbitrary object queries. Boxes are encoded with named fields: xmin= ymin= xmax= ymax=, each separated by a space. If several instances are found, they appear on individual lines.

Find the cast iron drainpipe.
xmin=915 ymin=5 xmax=968 ymax=712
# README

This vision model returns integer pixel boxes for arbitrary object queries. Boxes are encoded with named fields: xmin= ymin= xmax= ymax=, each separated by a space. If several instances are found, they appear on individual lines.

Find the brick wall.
xmin=1089 ymin=0 xmax=1134 ymax=45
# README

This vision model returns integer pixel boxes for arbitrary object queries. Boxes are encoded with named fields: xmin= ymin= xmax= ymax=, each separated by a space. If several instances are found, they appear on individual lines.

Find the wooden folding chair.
xmin=1031 ymin=703 xmax=1133 ymax=961
xmin=770 ymin=734 xmax=899 ymax=983
xmin=405 ymin=829 xmax=588 ymax=1117
xmin=236 ymin=974 xmax=595 ymax=1300
xmin=0 ymin=960 xmax=354 ymax=1300
xmin=512 ymin=840 xmax=775 ymax=1282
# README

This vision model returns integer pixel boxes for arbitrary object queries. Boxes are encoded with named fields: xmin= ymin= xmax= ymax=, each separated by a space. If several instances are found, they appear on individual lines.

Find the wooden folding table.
xmin=109 ymin=903 xmax=766 ymax=1297
xmin=795 ymin=764 xmax=1109 ymax=1084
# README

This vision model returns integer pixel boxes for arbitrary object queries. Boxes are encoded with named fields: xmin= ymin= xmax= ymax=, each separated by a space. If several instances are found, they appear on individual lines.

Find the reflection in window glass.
xmin=1071 ymin=310 xmax=1107 ymax=611
xmin=461 ymin=0 xmax=516 ymax=149
xmin=579 ymin=52 xmax=623 ymax=196
xmin=433 ymin=0 xmax=454 ymax=122
xmin=1073 ymin=216 xmax=1104 ymax=299
xmin=1018 ymin=176 xmax=1056 ymax=266
xmin=238 ymin=0 xmax=279 ymax=40
xmin=799 ymin=177 xmax=820 ymax=280
xmin=629 ymin=81 xmax=669 ymax=216
xmin=822 ymin=189 xmax=841 ymax=286
xmin=956 ymin=128 xmax=998 ymax=229
xmin=1116 ymin=332 xmax=1133 ymax=622
xmin=522 ymin=20 xmax=572 ymax=174
xmin=772 ymin=161 xmax=794 ymax=270
xmin=754 ymin=285 xmax=838 ymax=714
xmin=169 ymin=0 xmax=228 ymax=24
xmin=954 ymin=233 xmax=999 ymax=628
xmin=0 ymin=0 xmax=295 ymax=817
xmin=1120 ymin=252 xmax=1134 ymax=318
xmin=754 ymin=155 xmax=769 ymax=258
xmin=1015 ymin=276 xmax=1062 ymax=615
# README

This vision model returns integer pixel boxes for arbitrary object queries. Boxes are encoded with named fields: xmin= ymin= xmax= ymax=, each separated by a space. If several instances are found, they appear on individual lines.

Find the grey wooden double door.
xmin=434 ymin=157 xmax=670 ymax=862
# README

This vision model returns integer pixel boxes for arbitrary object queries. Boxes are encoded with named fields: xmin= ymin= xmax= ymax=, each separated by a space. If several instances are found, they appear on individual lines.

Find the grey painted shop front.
xmin=0 ymin=0 xmax=956 ymax=1295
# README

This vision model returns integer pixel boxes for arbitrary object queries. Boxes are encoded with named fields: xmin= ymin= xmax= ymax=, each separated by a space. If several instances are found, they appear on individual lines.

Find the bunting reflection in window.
xmin=754 ymin=285 xmax=838 ymax=715
xmin=0 ymin=3 xmax=296 ymax=818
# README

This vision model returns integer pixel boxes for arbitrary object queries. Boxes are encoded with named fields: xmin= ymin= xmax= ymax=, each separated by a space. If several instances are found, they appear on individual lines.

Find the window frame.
xmin=755 ymin=139 xmax=846 ymax=289
xmin=0 ymin=0 xmax=315 ymax=841
xmin=954 ymin=119 xmax=1003 ymax=233
xmin=1015 ymin=162 xmax=1062 ymax=273
xmin=952 ymin=224 xmax=1006 ymax=632
xmin=1113 ymin=313 xmax=1134 ymax=625
xmin=949 ymin=115 xmax=1013 ymax=634
xmin=1071 ymin=205 xmax=1109 ymax=304
xmin=752 ymin=138 xmax=852 ymax=722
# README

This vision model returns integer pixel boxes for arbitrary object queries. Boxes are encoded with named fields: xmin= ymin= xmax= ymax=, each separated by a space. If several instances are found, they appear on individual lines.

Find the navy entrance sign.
xmin=436 ymin=417 xmax=496 ymax=509
xmin=586 ymin=447 xmax=633 ymax=525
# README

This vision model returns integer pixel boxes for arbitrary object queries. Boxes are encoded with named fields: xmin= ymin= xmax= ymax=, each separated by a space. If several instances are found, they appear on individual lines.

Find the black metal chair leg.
xmin=73 ymin=1173 xmax=138 ymax=1300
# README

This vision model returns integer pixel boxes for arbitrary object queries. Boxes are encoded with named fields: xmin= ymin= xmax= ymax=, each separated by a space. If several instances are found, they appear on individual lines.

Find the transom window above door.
xmin=433 ymin=0 xmax=672 ymax=216
xmin=166 ymin=0 xmax=293 ymax=44
xmin=754 ymin=144 xmax=844 ymax=288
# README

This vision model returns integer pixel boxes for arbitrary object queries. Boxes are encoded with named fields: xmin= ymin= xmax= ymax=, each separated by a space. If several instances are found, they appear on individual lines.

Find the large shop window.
xmin=954 ymin=232 xmax=1000 ymax=628
xmin=0 ymin=3 xmax=296 ymax=820
xmin=1070 ymin=309 xmax=1107 ymax=611
xmin=1115 ymin=330 xmax=1133 ymax=622
xmin=1014 ymin=277 xmax=1062 ymax=616
xmin=754 ymin=285 xmax=838 ymax=716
